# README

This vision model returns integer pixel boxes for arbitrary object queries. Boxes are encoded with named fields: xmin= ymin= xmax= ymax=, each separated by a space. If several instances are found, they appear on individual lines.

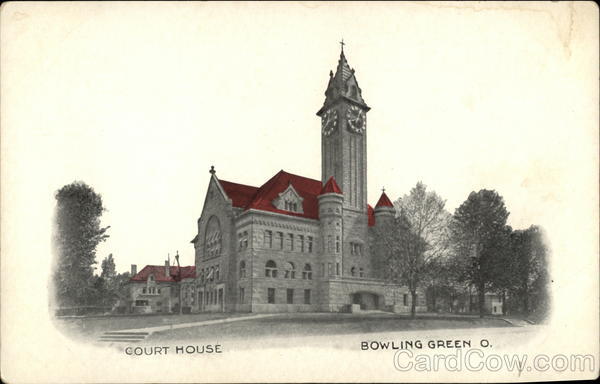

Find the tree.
xmin=507 ymin=226 xmax=550 ymax=319
xmin=451 ymin=189 xmax=510 ymax=318
xmin=53 ymin=182 xmax=110 ymax=308
xmin=372 ymin=182 xmax=451 ymax=317
xmin=100 ymin=253 xmax=116 ymax=280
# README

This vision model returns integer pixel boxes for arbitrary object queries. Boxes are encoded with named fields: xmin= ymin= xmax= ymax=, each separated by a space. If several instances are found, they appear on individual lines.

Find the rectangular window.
xmin=239 ymin=287 xmax=245 ymax=304
xmin=277 ymin=232 xmax=284 ymax=249
xmin=336 ymin=262 xmax=340 ymax=276
xmin=268 ymin=288 xmax=275 ymax=304
xmin=308 ymin=236 xmax=313 ymax=253
xmin=403 ymin=294 xmax=408 ymax=306
xmin=287 ymin=289 xmax=294 ymax=304
xmin=299 ymin=235 xmax=305 ymax=252
xmin=142 ymin=288 xmax=146 ymax=294
xmin=304 ymin=289 xmax=311 ymax=305
xmin=328 ymin=263 xmax=333 ymax=276
xmin=265 ymin=230 xmax=273 ymax=248
xmin=336 ymin=236 xmax=340 ymax=253
xmin=288 ymin=233 xmax=294 ymax=251
xmin=218 ymin=288 xmax=223 ymax=305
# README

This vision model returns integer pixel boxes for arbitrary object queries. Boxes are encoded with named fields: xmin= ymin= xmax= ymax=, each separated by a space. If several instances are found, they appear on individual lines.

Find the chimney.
xmin=131 ymin=264 xmax=137 ymax=276
xmin=165 ymin=259 xmax=170 ymax=278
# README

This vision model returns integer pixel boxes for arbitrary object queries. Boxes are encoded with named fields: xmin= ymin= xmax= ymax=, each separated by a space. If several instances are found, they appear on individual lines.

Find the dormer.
xmin=272 ymin=184 xmax=304 ymax=214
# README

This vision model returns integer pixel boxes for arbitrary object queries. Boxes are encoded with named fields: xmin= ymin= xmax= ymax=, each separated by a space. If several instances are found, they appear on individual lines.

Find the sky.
xmin=2 ymin=2 xmax=597 ymax=276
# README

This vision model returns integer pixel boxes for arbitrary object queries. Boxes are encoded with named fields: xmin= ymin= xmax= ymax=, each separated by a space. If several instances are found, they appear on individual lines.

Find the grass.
xmin=146 ymin=312 xmax=512 ymax=342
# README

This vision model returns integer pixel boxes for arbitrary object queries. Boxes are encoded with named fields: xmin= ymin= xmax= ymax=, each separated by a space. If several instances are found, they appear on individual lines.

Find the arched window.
xmin=284 ymin=262 xmax=296 ymax=279
xmin=215 ymin=265 xmax=220 ymax=281
xmin=350 ymin=267 xmax=356 ymax=277
xmin=239 ymin=260 xmax=246 ymax=278
xmin=303 ymin=264 xmax=312 ymax=280
xmin=265 ymin=260 xmax=277 ymax=278
xmin=204 ymin=216 xmax=222 ymax=259
xmin=209 ymin=267 xmax=215 ymax=281
xmin=149 ymin=275 xmax=155 ymax=282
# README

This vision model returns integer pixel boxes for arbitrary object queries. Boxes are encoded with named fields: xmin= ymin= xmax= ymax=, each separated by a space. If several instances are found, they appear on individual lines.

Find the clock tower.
xmin=317 ymin=45 xmax=370 ymax=213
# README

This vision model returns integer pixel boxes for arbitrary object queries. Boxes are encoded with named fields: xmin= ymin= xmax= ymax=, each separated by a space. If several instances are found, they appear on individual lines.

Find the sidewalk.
xmin=97 ymin=313 xmax=277 ymax=343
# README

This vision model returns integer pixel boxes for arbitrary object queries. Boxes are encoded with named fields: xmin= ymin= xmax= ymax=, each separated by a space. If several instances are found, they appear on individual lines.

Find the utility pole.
xmin=175 ymin=251 xmax=182 ymax=315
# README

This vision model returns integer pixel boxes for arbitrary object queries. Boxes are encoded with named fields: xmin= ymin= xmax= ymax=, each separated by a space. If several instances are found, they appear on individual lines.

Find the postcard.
xmin=1 ymin=1 xmax=598 ymax=382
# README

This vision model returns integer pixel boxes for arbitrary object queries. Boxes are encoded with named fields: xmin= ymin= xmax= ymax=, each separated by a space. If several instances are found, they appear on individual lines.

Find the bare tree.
xmin=372 ymin=182 xmax=451 ymax=317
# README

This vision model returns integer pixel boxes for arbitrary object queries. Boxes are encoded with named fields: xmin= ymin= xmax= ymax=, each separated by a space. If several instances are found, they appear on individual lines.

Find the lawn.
xmin=54 ymin=312 xmax=248 ymax=339
xmin=146 ymin=312 xmax=512 ymax=343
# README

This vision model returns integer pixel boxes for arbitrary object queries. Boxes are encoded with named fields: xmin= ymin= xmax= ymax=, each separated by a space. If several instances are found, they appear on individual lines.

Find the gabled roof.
xmin=218 ymin=180 xmax=259 ymax=208
xmin=215 ymin=169 xmax=376 ymax=225
xmin=320 ymin=176 xmax=342 ymax=194
xmin=130 ymin=265 xmax=196 ymax=283
xmin=375 ymin=192 xmax=394 ymax=208
xmin=246 ymin=170 xmax=322 ymax=219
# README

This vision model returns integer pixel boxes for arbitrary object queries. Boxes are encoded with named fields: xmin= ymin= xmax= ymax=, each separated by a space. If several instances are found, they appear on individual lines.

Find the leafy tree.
xmin=53 ymin=182 xmax=110 ymax=308
xmin=100 ymin=253 xmax=116 ymax=280
xmin=507 ymin=226 xmax=550 ymax=319
xmin=451 ymin=189 xmax=509 ymax=317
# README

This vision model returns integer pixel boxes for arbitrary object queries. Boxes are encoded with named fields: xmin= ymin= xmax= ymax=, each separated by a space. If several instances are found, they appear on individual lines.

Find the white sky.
xmin=2 ymin=2 xmax=597 ymax=276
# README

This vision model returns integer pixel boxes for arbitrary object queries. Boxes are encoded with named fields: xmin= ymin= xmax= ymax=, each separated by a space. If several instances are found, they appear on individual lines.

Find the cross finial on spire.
xmin=209 ymin=165 xmax=215 ymax=175
xmin=340 ymin=38 xmax=345 ymax=52
xmin=382 ymin=187 xmax=386 ymax=193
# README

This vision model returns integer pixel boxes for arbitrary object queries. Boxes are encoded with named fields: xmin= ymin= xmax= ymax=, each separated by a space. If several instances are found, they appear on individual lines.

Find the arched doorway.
xmin=351 ymin=292 xmax=383 ymax=310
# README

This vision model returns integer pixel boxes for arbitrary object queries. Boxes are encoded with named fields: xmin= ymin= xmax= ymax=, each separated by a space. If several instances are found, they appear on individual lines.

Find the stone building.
xmin=190 ymin=47 xmax=426 ymax=313
xmin=127 ymin=261 xmax=196 ymax=314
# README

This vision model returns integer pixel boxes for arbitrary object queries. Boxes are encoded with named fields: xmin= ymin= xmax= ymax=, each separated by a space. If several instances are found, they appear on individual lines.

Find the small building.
xmin=127 ymin=261 xmax=196 ymax=314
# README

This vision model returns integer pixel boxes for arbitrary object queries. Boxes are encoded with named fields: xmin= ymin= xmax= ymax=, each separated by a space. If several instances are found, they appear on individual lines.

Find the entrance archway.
xmin=351 ymin=292 xmax=383 ymax=310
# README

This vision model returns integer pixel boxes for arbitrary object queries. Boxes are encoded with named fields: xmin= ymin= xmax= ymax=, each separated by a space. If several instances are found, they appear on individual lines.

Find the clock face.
xmin=321 ymin=108 xmax=338 ymax=137
xmin=346 ymin=105 xmax=366 ymax=134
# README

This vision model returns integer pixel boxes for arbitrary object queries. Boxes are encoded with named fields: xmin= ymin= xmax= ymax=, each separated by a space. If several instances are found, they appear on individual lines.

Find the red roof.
xmin=368 ymin=205 xmax=375 ymax=226
xmin=217 ymin=170 xmax=376 ymax=225
xmin=320 ymin=176 xmax=342 ymax=194
xmin=375 ymin=192 xmax=394 ymax=208
xmin=130 ymin=265 xmax=196 ymax=283
xmin=218 ymin=180 xmax=258 ymax=208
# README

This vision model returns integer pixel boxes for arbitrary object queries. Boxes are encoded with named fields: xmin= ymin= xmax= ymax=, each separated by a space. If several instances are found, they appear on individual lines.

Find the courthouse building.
xmin=190 ymin=47 xmax=426 ymax=313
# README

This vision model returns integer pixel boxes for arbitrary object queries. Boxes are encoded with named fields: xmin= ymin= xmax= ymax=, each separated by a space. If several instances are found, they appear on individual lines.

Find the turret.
xmin=374 ymin=190 xmax=395 ymax=226
xmin=318 ymin=177 xmax=344 ymax=279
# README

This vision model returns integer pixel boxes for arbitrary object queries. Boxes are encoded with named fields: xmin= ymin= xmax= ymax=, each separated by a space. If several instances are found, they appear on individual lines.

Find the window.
xmin=299 ymin=235 xmax=305 ymax=252
xmin=335 ymin=236 xmax=340 ymax=253
xmin=350 ymin=266 xmax=356 ymax=277
xmin=303 ymin=264 xmax=312 ymax=280
xmin=209 ymin=267 xmax=215 ymax=281
xmin=359 ymin=267 xmax=364 ymax=278
xmin=142 ymin=288 xmax=147 ymax=294
xmin=200 ymin=268 xmax=204 ymax=283
xmin=205 ymin=215 xmax=222 ymax=259
xmin=239 ymin=287 xmax=245 ymax=304
xmin=238 ymin=231 xmax=249 ymax=251
xmin=268 ymin=288 xmax=275 ymax=304
xmin=284 ymin=262 xmax=296 ymax=279
xmin=218 ymin=288 xmax=223 ymax=305
xmin=149 ymin=275 xmax=154 ymax=282
xmin=265 ymin=260 xmax=277 ymax=278
xmin=135 ymin=300 xmax=148 ymax=306
xmin=320 ymin=263 xmax=325 ymax=277
xmin=304 ymin=289 xmax=311 ymax=305
xmin=157 ymin=288 xmax=161 ymax=294
xmin=287 ymin=233 xmax=294 ymax=251
xmin=403 ymin=294 xmax=408 ymax=306
xmin=327 ymin=235 xmax=332 ymax=253
xmin=215 ymin=265 xmax=220 ymax=281
xmin=287 ymin=289 xmax=294 ymax=304
xmin=239 ymin=260 xmax=246 ymax=278
xmin=336 ymin=263 xmax=340 ymax=276
xmin=328 ymin=263 xmax=333 ymax=276
xmin=265 ymin=230 xmax=273 ymax=248
xmin=277 ymin=232 xmax=284 ymax=250
xmin=350 ymin=243 xmax=363 ymax=256
xmin=308 ymin=236 xmax=313 ymax=253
